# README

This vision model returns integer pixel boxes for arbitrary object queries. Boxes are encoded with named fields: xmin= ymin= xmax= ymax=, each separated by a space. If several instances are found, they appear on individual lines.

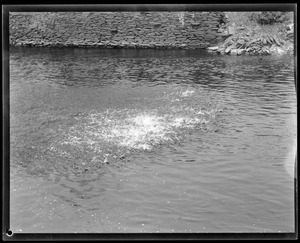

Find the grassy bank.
xmin=209 ymin=12 xmax=294 ymax=55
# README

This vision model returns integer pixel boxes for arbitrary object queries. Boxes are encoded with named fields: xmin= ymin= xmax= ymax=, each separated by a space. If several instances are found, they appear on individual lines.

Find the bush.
xmin=249 ymin=12 xmax=288 ymax=25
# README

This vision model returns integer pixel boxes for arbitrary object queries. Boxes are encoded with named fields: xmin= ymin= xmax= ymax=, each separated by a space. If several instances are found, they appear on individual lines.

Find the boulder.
xmin=237 ymin=39 xmax=245 ymax=45
xmin=273 ymin=36 xmax=281 ymax=46
xmin=237 ymin=49 xmax=246 ymax=55
xmin=121 ymin=40 xmax=129 ymax=45
xmin=225 ymin=43 xmax=236 ymax=54
xmin=230 ymin=49 xmax=238 ymax=55
xmin=228 ymin=26 xmax=235 ymax=35
xmin=219 ymin=30 xmax=230 ymax=37
xmin=270 ymin=46 xmax=285 ymax=55
xmin=223 ymin=36 xmax=234 ymax=46
xmin=262 ymin=48 xmax=270 ymax=55
xmin=207 ymin=46 xmax=219 ymax=51
xmin=219 ymin=50 xmax=225 ymax=55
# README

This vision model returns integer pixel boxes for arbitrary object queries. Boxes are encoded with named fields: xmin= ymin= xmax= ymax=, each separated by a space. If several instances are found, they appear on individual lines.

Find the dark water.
xmin=9 ymin=47 xmax=296 ymax=233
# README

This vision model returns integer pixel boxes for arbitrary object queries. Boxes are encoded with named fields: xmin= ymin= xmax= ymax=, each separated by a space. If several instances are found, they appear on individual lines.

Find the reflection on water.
xmin=9 ymin=47 xmax=296 ymax=233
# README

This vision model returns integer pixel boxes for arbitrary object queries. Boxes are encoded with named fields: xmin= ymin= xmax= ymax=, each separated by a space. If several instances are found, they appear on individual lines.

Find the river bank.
xmin=208 ymin=12 xmax=294 ymax=56
xmin=9 ymin=12 xmax=294 ymax=55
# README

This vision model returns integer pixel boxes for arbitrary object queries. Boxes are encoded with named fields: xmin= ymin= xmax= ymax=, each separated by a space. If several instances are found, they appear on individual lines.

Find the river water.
xmin=9 ymin=47 xmax=296 ymax=233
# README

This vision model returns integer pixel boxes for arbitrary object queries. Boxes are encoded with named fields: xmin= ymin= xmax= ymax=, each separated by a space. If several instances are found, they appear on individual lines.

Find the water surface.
xmin=10 ymin=47 xmax=296 ymax=233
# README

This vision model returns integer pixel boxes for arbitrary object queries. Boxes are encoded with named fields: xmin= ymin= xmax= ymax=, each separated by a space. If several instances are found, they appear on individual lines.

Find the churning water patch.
xmin=181 ymin=89 xmax=195 ymax=97
xmin=60 ymin=109 xmax=213 ymax=152
xmin=47 ymin=88 xmax=222 ymax=168
xmin=49 ymin=108 xmax=219 ymax=167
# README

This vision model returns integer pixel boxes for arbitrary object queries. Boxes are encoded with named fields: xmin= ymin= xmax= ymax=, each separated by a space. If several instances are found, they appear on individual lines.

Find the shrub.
xmin=249 ymin=12 xmax=288 ymax=25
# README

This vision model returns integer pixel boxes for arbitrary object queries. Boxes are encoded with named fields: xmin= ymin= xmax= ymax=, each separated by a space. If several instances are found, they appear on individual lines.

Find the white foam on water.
xmin=181 ymin=90 xmax=195 ymax=97
xmin=108 ymin=114 xmax=166 ymax=150
xmin=103 ymin=113 xmax=204 ymax=150
xmin=51 ymin=88 xmax=220 ymax=162
xmin=57 ymin=108 xmax=215 ymax=154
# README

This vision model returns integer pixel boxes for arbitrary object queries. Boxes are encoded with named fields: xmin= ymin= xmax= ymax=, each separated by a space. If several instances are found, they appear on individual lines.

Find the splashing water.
xmin=105 ymin=113 xmax=206 ymax=150
xmin=61 ymin=109 xmax=213 ymax=152
xmin=48 ymin=88 xmax=221 ymax=169
xmin=181 ymin=89 xmax=195 ymax=97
